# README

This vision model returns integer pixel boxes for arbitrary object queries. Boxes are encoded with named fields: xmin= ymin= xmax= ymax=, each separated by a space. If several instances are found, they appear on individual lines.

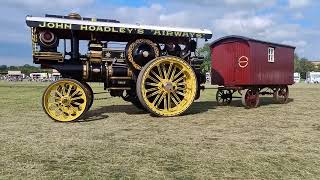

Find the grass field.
xmin=0 ymin=81 xmax=320 ymax=179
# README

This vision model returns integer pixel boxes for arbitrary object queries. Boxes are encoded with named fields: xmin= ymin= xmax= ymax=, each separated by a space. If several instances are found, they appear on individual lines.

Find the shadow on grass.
xmin=78 ymin=101 xmax=218 ymax=121
xmin=76 ymin=97 xmax=294 ymax=122
xmin=228 ymin=97 xmax=294 ymax=107
xmin=77 ymin=104 xmax=147 ymax=122
xmin=185 ymin=101 xmax=217 ymax=115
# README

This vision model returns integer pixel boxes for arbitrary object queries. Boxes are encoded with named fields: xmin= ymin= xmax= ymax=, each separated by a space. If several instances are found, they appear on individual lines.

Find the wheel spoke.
xmin=70 ymin=88 xmax=80 ymax=97
xmin=173 ymin=69 xmax=184 ymax=81
xmin=61 ymin=85 xmax=66 ymax=96
xmin=171 ymin=94 xmax=179 ymax=106
xmin=172 ymin=91 xmax=181 ymax=103
xmin=151 ymin=70 xmax=162 ymax=81
xmin=67 ymin=85 xmax=72 ymax=96
xmin=167 ymin=92 xmax=171 ymax=109
xmin=161 ymin=64 xmax=168 ymax=79
xmin=155 ymin=93 xmax=166 ymax=108
xmin=157 ymin=65 xmax=164 ymax=79
xmin=147 ymin=90 xmax=161 ymax=98
xmin=170 ymin=66 xmax=177 ymax=80
xmin=176 ymin=87 xmax=185 ymax=91
xmin=174 ymin=76 xmax=185 ymax=83
xmin=146 ymin=87 xmax=159 ymax=93
xmin=167 ymin=63 xmax=173 ymax=79
xmin=71 ymin=96 xmax=82 ymax=101
xmin=163 ymin=94 xmax=167 ymax=110
xmin=73 ymin=102 xmax=82 ymax=106
xmin=69 ymin=105 xmax=78 ymax=115
xmin=147 ymin=75 xmax=160 ymax=83
xmin=152 ymin=93 xmax=162 ymax=105
xmin=55 ymin=90 xmax=63 ymax=97
xmin=145 ymin=82 xmax=159 ymax=86
xmin=177 ymin=82 xmax=186 ymax=86
xmin=176 ymin=91 xmax=185 ymax=97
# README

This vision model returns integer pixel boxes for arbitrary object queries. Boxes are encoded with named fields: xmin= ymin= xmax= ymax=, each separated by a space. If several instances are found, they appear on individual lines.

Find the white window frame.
xmin=268 ymin=47 xmax=275 ymax=63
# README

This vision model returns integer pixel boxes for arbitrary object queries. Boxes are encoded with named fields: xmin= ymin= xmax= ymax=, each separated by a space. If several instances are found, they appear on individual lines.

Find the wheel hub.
xmin=142 ymin=51 xmax=149 ymax=57
xmin=163 ymin=82 xmax=175 ymax=92
xmin=61 ymin=97 xmax=71 ymax=106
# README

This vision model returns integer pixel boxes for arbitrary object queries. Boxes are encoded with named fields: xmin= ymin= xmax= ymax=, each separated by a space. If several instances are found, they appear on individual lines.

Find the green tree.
xmin=198 ymin=43 xmax=211 ymax=73
xmin=0 ymin=65 xmax=7 ymax=70
xmin=294 ymin=54 xmax=316 ymax=79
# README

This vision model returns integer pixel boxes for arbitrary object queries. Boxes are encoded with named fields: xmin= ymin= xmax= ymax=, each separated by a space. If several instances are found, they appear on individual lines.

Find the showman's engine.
xmin=26 ymin=13 xmax=213 ymax=121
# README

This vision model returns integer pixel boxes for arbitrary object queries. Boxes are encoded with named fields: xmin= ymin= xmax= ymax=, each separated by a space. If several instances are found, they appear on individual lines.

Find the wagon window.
xmin=268 ymin=47 xmax=275 ymax=63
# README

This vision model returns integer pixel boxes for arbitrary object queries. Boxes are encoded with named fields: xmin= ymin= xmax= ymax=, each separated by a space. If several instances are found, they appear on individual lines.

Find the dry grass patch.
xmin=0 ymin=82 xmax=320 ymax=179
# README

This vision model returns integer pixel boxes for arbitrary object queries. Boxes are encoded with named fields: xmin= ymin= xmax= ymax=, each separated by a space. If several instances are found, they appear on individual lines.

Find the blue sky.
xmin=0 ymin=0 xmax=319 ymax=65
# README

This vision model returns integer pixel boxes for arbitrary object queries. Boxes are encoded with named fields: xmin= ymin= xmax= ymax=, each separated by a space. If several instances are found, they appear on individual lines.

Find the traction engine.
xmin=26 ymin=13 xmax=213 ymax=121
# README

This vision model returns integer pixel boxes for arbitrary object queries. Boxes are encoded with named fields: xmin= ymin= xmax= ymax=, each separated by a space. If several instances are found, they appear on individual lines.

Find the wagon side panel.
xmin=250 ymin=42 xmax=294 ymax=85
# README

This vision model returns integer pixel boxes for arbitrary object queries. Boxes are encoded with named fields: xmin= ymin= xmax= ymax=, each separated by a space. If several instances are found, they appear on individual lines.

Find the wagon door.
xmin=211 ymin=40 xmax=250 ymax=86
xmin=229 ymin=41 xmax=250 ymax=85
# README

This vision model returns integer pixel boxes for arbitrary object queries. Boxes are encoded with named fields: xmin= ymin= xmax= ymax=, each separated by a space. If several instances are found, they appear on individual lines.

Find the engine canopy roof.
xmin=26 ymin=15 xmax=213 ymax=40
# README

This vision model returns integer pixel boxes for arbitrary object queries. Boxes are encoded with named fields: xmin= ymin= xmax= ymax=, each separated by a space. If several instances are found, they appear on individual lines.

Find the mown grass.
xmin=0 ymin=81 xmax=320 ymax=179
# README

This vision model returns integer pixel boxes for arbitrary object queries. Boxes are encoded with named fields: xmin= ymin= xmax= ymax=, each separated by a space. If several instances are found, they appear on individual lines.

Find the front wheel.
xmin=136 ymin=56 xmax=197 ymax=116
xmin=42 ymin=79 xmax=89 ymax=122
xmin=81 ymin=82 xmax=94 ymax=111
xmin=216 ymin=89 xmax=233 ymax=106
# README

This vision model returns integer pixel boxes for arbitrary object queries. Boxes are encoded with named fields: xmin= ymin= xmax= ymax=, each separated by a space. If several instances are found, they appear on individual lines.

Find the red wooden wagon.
xmin=210 ymin=36 xmax=295 ymax=108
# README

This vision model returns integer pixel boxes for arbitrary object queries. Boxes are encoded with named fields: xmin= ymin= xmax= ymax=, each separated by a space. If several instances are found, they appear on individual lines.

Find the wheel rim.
xmin=139 ymin=56 xmax=197 ymax=116
xmin=244 ymin=89 xmax=259 ymax=108
xmin=216 ymin=90 xmax=232 ymax=105
xmin=43 ymin=80 xmax=87 ymax=122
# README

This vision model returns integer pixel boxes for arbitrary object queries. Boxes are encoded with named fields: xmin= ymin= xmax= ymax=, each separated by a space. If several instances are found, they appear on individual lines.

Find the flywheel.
xmin=126 ymin=39 xmax=160 ymax=70
xmin=136 ymin=56 xmax=197 ymax=116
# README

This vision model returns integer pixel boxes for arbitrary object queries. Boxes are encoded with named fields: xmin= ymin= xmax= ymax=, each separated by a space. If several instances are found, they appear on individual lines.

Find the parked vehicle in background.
xmin=294 ymin=72 xmax=301 ymax=83
xmin=306 ymin=72 xmax=320 ymax=83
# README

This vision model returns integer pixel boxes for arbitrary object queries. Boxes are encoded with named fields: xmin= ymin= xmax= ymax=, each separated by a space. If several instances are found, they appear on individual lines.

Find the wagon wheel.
xmin=42 ymin=79 xmax=89 ymax=122
xmin=273 ymin=85 xmax=289 ymax=104
xmin=137 ymin=56 xmax=197 ymax=116
xmin=81 ymin=81 xmax=94 ymax=111
xmin=216 ymin=89 xmax=233 ymax=106
xmin=241 ymin=88 xmax=260 ymax=108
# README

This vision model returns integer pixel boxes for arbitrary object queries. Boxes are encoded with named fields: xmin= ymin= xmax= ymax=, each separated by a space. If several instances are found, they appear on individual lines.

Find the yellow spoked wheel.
xmin=42 ymin=79 xmax=89 ymax=122
xmin=137 ymin=56 xmax=197 ymax=116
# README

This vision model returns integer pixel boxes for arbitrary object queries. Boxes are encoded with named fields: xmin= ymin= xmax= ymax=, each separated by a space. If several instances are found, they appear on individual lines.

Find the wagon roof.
xmin=210 ymin=35 xmax=295 ymax=49
xmin=26 ymin=15 xmax=213 ymax=40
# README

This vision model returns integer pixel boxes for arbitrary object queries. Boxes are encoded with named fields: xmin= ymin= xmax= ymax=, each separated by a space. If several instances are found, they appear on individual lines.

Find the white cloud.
xmin=171 ymin=0 xmax=276 ymax=8
xmin=3 ymin=0 xmax=94 ymax=9
xmin=213 ymin=12 xmax=274 ymax=36
xmin=292 ymin=12 xmax=305 ymax=19
xmin=288 ymin=0 xmax=311 ymax=8
xmin=282 ymin=40 xmax=307 ymax=47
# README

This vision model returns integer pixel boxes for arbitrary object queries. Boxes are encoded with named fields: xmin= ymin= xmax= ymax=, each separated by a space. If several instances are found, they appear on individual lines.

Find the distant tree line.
xmin=198 ymin=44 xmax=320 ymax=79
xmin=294 ymin=54 xmax=319 ymax=79
xmin=0 ymin=50 xmax=319 ymax=78
xmin=0 ymin=64 xmax=51 ymax=75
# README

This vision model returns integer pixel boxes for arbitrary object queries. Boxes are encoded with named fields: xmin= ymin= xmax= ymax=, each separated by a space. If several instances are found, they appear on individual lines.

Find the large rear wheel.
xmin=42 ymin=79 xmax=89 ymax=122
xmin=137 ymin=56 xmax=197 ymax=116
